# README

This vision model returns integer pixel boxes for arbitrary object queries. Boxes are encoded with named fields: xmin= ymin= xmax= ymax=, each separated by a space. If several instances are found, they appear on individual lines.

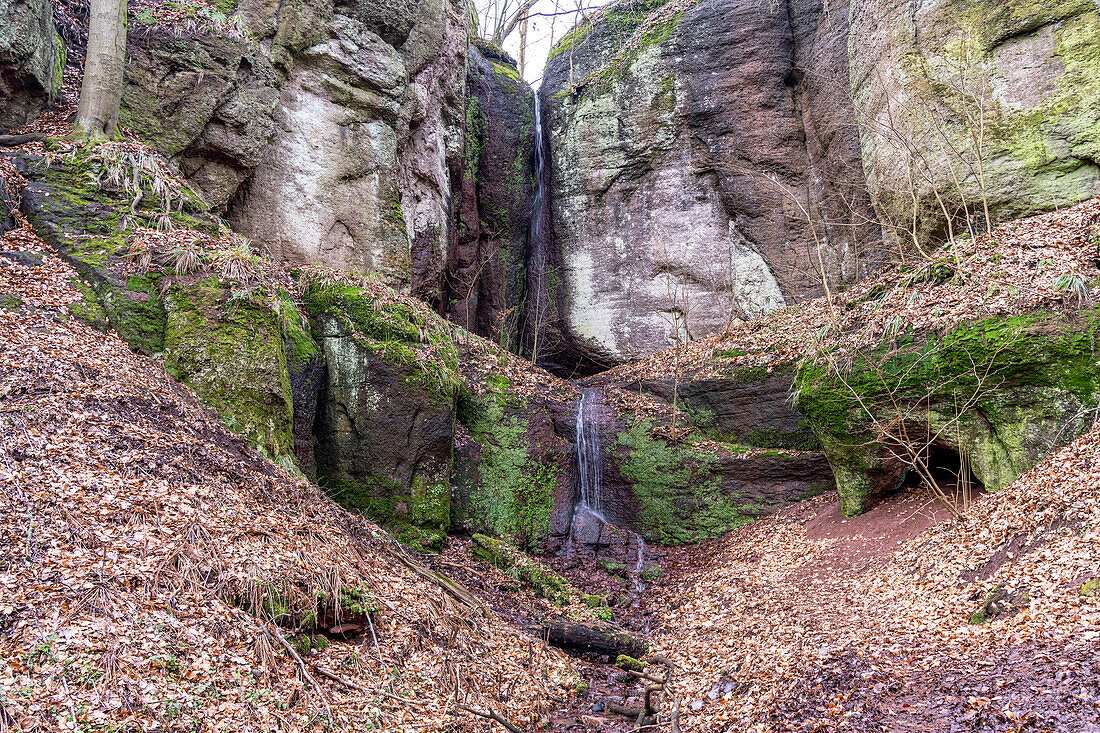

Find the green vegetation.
xmin=616 ymin=654 xmax=645 ymax=672
xmin=320 ymin=475 xmax=448 ymax=552
xmin=164 ymin=278 xmax=295 ymax=458
xmin=458 ymin=378 xmax=560 ymax=549
xmin=302 ymin=281 xmax=462 ymax=408
xmin=796 ymin=310 xmax=1100 ymax=515
xmin=615 ymin=419 xmax=757 ymax=543
xmin=470 ymin=534 xmax=571 ymax=604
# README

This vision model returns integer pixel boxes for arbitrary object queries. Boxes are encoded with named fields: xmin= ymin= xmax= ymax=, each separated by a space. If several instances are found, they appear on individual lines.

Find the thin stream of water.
xmin=570 ymin=389 xmax=647 ymax=591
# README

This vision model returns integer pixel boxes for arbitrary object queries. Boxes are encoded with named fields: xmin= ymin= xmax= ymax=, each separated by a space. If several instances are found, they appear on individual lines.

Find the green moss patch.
xmin=615 ymin=419 xmax=756 ymax=543
xmin=796 ymin=310 xmax=1100 ymax=515
xmin=470 ymin=534 xmax=571 ymax=604
xmin=457 ymin=379 xmax=560 ymax=549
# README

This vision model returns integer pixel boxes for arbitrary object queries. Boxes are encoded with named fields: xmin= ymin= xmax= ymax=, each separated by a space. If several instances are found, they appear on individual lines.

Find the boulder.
xmin=452 ymin=374 xmax=574 ymax=550
xmin=304 ymin=286 xmax=459 ymax=549
xmin=796 ymin=313 xmax=1100 ymax=515
xmin=120 ymin=31 xmax=280 ymax=211
xmin=14 ymin=151 xmax=313 ymax=465
xmin=0 ymin=0 xmax=61 ymax=133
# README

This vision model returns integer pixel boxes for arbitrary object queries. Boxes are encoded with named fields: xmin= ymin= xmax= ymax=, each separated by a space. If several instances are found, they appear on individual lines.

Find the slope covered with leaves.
xmin=0 ymin=222 xmax=580 ymax=731
xmin=651 ymin=429 xmax=1100 ymax=732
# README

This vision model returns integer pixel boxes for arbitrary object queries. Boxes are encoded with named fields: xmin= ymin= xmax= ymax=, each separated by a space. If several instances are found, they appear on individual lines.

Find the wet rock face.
xmin=0 ymin=0 xmax=61 ymax=133
xmin=539 ymin=0 xmax=880 ymax=367
xmin=447 ymin=43 xmax=535 ymax=348
xmin=850 ymin=0 xmax=1100 ymax=244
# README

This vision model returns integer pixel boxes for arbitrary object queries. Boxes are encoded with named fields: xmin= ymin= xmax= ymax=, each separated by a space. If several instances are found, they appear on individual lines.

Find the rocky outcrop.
xmin=795 ymin=313 xmax=1100 ymax=516
xmin=641 ymin=362 xmax=819 ymax=450
xmin=303 ymin=283 xmax=459 ymax=550
xmin=446 ymin=41 xmax=535 ymax=349
xmin=452 ymin=375 xmax=575 ymax=550
xmin=539 ymin=0 xmax=881 ymax=367
xmin=13 ymin=151 xmax=319 ymax=466
xmin=850 ymin=0 xmax=1100 ymax=244
xmin=0 ymin=0 xmax=62 ymax=133
xmin=120 ymin=32 xmax=280 ymax=211
xmin=227 ymin=0 xmax=469 ymax=305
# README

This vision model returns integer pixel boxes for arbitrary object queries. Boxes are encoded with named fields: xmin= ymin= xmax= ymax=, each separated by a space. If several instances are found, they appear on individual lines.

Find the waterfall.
xmin=568 ymin=389 xmax=647 ymax=590
xmin=529 ymin=93 xmax=547 ymax=242
xmin=575 ymin=390 xmax=603 ymax=515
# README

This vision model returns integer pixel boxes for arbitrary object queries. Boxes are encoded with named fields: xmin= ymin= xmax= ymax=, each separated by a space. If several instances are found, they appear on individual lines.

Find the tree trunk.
xmin=543 ymin=620 xmax=649 ymax=659
xmin=74 ymin=0 xmax=127 ymax=141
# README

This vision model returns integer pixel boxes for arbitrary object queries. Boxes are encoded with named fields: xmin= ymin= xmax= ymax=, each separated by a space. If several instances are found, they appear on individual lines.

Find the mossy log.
xmin=543 ymin=620 xmax=648 ymax=659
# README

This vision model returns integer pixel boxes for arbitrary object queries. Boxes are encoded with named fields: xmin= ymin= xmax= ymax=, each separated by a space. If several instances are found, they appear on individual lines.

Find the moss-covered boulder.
xmin=470 ymin=533 xmax=572 ymax=603
xmin=163 ymin=278 xmax=294 ymax=458
xmin=796 ymin=311 xmax=1100 ymax=515
xmin=304 ymin=281 xmax=460 ymax=549
xmin=13 ymin=150 xmax=317 ymax=465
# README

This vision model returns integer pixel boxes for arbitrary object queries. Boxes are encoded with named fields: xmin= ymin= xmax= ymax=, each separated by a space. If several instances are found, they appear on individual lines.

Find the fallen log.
xmin=543 ymin=620 xmax=648 ymax=659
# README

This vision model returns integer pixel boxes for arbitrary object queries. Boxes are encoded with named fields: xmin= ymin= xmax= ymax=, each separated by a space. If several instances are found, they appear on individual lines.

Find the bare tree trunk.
xmin=518 ymin=15 xmax=528 ymax=79
xmin=74 ymin=0 xmax=127 ymax=141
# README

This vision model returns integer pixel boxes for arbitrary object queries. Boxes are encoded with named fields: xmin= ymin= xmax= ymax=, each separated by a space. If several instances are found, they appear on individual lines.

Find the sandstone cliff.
xmin=539 ymin=0 xmax=881 ymax=367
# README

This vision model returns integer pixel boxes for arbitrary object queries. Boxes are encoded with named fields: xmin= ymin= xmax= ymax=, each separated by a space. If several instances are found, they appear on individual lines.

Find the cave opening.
xmin=902 ymin=444 xmax=985 ymax=498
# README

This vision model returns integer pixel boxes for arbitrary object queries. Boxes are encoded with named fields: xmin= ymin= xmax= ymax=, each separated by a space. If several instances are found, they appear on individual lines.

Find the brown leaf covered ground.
xmin=0 ymin=223 xmax=584 ymax=732
xmin=649 ymin=443 xmax=1100 ymax=731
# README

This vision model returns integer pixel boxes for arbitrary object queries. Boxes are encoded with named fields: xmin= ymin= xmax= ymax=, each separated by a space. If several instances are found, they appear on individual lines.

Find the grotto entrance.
xmin=900 ymin=443 xmax=985 ymax=506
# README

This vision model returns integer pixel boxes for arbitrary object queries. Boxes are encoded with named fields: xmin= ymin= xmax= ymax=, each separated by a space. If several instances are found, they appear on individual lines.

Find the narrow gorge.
xmin=2 ymin=0 xmax=1100 ymax=729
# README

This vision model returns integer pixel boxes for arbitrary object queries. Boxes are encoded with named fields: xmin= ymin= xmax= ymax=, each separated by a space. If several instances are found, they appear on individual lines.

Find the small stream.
xmin=565 ymin=389 xmax=647 ymax=592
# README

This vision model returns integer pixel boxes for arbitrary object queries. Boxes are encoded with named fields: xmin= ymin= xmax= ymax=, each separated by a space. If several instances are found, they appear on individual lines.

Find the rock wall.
xmin=850 ymin=0 xmax=1100 ymax=244
xmin=447 ymin=41 xmax=535 ymax=349
xmin=539 ymin=0 xmax=881 ymax=367
xmin=0 ymin=0 xmax=62 ymax=133
xmin=225 ymin=0 xmax=468 ymax=304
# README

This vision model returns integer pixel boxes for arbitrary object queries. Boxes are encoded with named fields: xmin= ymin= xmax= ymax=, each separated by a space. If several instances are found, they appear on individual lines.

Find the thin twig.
xmin=265 ymin=626 xmax=333 ymax=722
xmin=455 ymin=703 xmax=525 ymax=733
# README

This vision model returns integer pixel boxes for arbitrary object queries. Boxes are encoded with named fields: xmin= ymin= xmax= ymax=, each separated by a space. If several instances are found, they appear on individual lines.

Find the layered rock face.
xmin=0 ymin=0 xmax=62 ymax=133
xmin=850 ymin=0 xmax=1100 ymax=244
xmin=121 ymin=32 xmax=280 ymax=212
xmin=227 ymin=0 xmax=468 ymax=304
xmin=539 ymin=0 xmax=881 ymax=367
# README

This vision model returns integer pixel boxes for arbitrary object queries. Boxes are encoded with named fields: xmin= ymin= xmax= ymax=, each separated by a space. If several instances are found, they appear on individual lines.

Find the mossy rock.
xmin=614 ymin=419 xmax=757 ymax=543
xmin=163 ymin=278 xmax=294 ymax=458
xmin=598 ymin=558 xmax=628 ymax=578
xmin=615 ymin=654 xmax=645 ymax=672
xmin=455 ymin=378 xmax=561 ymax=550
xmin=796 ymin=311 xmax=1100 ymax=516
xmin=469 ymin=534 xmax=571 ymax=604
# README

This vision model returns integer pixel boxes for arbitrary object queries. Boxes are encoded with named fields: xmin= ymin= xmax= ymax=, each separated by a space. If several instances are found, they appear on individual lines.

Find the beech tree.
xmin=74 ymin=0 xmax=127 ymax=141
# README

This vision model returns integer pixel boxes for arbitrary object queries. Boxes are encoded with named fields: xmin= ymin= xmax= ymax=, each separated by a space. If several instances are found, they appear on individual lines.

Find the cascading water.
xmin=529 ymin=94 xmax=547 ymax=243
xmin=575 ymin=390 xmax=602 ymax=514
xmin=567 ymin=389 xmax=647 ymax=592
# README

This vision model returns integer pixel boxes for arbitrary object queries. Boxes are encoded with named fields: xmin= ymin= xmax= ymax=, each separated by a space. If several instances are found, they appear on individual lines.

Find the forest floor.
xmin=434 ymin=472 xmax=1100 ymax=732
xmin=3 ymin=195 xmax=1100 ymax=731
